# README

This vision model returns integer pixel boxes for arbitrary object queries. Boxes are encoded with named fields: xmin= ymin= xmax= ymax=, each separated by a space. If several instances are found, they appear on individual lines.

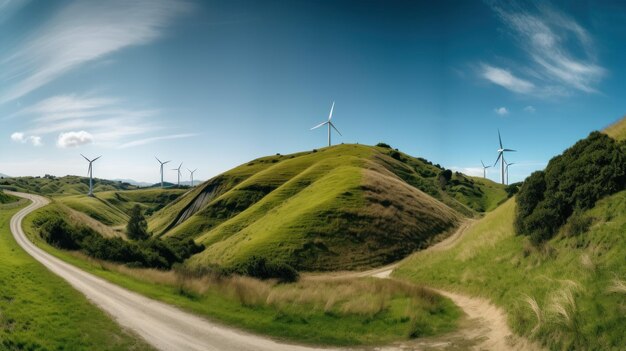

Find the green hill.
xmin=148 ymin=144 xmax=506 ymax=272
xmin=604 ymin=115 xmax=626 ymax=141
xmin=0 ymin=191 xmax=19 ymax=204
xmin=0 ymin=175 xmax=140 ymax=196
xmin=395 ymin=130 xmax=626 ymax=350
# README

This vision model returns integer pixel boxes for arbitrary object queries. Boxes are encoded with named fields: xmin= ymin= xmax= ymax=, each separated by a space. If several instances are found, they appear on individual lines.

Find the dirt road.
xmin=9 ymin=192 xmax=538 ymax=350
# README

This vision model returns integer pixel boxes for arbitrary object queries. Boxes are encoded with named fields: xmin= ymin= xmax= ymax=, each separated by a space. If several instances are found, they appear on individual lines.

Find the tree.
xmin=126 ymin=205 xmax=149 ymax=240
xmin=438 ymin=169 xmax=452 ymax=188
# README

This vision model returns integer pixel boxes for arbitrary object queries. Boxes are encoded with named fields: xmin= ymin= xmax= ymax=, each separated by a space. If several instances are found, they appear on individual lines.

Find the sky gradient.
xmin=1 ymin=0 xmax=625 ymax=184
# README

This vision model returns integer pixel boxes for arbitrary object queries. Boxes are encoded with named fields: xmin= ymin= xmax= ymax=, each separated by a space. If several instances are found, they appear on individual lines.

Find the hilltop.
xmin=0 ymin=175 xmax=140 ymax=195
xmin=148 ymin=143 xmax=506 ymax=272
xmin=604 ymin=115 xmax=626 ymax=141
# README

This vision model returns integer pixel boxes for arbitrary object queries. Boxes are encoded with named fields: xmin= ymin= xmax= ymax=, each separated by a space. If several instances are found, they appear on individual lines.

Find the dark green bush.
xmin=126 ymin=204 xmax=149 ymax=240
xmin=233 ymin=256 xmax=299 ymax=283
xmin=376 ymin=142 xmax=391 ymax=148
xmin=515 ymin=132 xmax=626 ymax=243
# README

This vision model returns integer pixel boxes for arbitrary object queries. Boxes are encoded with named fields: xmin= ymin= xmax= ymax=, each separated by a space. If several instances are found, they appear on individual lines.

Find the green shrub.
xmin=376 ymin=142 xmax=391 ymax=148
xmin=564 ymin=212 xmax=593 ymax=237
xmin=233 ymin=256 xmax=299 ymax=283
xmin=126 ymin=204 xmax=149 ymax=240
xmin=515 ymin=132 xmax=626 ymax=243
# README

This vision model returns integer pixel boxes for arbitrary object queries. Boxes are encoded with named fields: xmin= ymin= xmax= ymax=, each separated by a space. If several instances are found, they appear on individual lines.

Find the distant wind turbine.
xmin=310 ymin=101 xmax=341 ymax=147
xmin=172 ymin=162 xmax=183 ymax=186
xmin=188 ymin=168 xmax=197 ymax=187
xmin=81 ymin=154 xmax=101 ymax=197
xmin=493 ymin=130 xmax=516 ymax=185
xmin=504 ymin=161 xmax=516 ymax=185
xmin=480 ymin=160 xmax=490 ymax=179
xmin=155 ymin=156 xmax=171 ymax=188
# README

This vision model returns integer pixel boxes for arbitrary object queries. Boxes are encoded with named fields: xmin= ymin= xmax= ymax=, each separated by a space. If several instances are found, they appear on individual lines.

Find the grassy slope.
xmin=0 ymin=191 xmax=19 ymax=204
xmin=0 ymin=175 xmax=140 ymax=195
xmin=57 ymin=188 xmax=187 ymax=227
xmin=395 ymin=192 xmax=626 ymax=350
xmin=604 ymin=115 xmax=626 ymax=141
xmin=0 ymin=202 xmax=152 ymax=351
xmin=151 ymin=144 xmax=505 ymax=271
xmin=22 ymin=206 xmax=460 ymax=346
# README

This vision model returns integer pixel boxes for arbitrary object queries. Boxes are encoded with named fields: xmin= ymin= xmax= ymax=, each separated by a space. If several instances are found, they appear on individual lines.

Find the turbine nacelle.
xmin=311 ymin=101 xmax=342 ymax=147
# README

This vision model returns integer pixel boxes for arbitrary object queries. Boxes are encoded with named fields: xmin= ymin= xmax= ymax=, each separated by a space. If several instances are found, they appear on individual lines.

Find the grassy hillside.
xmin=0 ymin=191 xmax=19 ymax=204
xmin=0 ymin=175 xmax=140 ymax=195
xmin=57 ymin=188 xmax=187 ymax=227
xmin=604 ymin=115 xmax=626 ymax=141
xmin=395 ymin=192 xmax=626 ymax=350
xmin=0 ymin=201 xmax=152 ymax=350
xmin=149 ymin=144 xmax=505 ymax=272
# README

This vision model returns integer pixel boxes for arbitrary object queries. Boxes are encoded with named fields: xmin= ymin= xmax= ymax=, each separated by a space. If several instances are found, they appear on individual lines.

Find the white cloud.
xmin=118 ymin=133 xmax=197 ymax=149
xmin=494 ymin=107 xmax=509 ymax=116
xmin=450 ymin=167 xmax=484 ymax=177
xmin=57 ymin=130 xmax=94 ymax=148
xmin=0 ymin=0 xmax=189 ymax=104
xmin=10 ymin=132 xmax=25 ymax=142
xmin=524 ymin=105 xmax=536 ymax=113
xmin=10 ymin=131 xmax=42 ymax=146
xmin=482 ymin=65 xmax=535 ymax=94
xmin=483 ymin=4 xmax=605 ymax=96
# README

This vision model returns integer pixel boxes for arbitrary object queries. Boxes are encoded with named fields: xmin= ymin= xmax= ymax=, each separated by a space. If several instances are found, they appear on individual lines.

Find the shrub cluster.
xmin=38 ymin=216 xmax=203 ymax=269
xmin=515 ymin=132 xmax=625 ymax=244
xmin=231 ymin=256 xmax=299 ymax=283
xmin=376 ymin=142 xmax=391 ymax=148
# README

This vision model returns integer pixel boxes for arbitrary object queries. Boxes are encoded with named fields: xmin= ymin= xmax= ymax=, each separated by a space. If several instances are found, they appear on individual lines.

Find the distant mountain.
xmin=0 ymin=173 xmax=11 ymax=178
xmin=112 ymin=179 xmax=153 ymax=187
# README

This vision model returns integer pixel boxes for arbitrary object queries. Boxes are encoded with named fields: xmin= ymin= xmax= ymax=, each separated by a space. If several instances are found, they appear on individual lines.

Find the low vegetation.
xmin=515 ymin=132 xmax=626 ymax=244
xmin=0 ymin=201 xmax=151 ymax=350
xmin=395 ymin=191 xmax=626 ymax=350
xmin=0 ymin=174 xmax=139 ymax=195
xmin=0 ymin=191 xmax=19 ymax=204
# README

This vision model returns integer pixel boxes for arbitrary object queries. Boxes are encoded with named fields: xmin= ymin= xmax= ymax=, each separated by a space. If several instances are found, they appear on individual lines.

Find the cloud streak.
xmin=0 ymin=0 xmax=188 ymax=104
xmin=482 ymin=3 xmax=605 ymax=96
xmin=118 ymin=133 xmax=198 ymax=149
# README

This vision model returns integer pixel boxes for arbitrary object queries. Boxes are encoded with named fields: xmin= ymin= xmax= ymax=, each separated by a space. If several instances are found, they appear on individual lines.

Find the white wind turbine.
xmin=505 ymin=161 xmax=516 ymax=185
xmin=310 ymin=101 xmax=342 ymax=147
xmin=81 ymin=154 xmax=101 ymax=197
xmin=155 ymin=157 xmax=171 ymax=188
xmin=480 ymin=160 xmax=491 ymax=179
xmin=493 ymin=130 xmax=516 ymax=185
xmin=172 ymin=162 xmax=183 ymax=186
xmin=188 ymin=168 xmax=197 ymax=187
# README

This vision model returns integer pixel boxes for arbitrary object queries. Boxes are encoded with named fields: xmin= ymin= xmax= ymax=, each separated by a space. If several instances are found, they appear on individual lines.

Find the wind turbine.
xmin=504 ymin=161 xmax=516 ymax=185
xmin=155 ymin=157 xmax=171 ymax=188
xmin=172 ymin=162 xmax=183 ymax=186
xmin=81 ymin=154 xmax=101 ymax=197
xmin=310 ymin=101 xmax=342 ymax=147
xmin=188 ymin=168 xmax=197 ymax=187
xmin=493 ymin=130 xmax=516 ymax=185
xmin=480 ymin=160 xmax=491 ymax=179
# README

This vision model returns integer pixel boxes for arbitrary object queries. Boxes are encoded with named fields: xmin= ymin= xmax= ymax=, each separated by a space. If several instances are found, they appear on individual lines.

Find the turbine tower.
xmin=155 ymin=156 xmax=171 ymax=188
xmin=480 ymin=160 xmax=491 ymax=179
xmin=81 ymin=154 xmax=101 ymax=197
xmin=188 ymin=168 xmax=197 ymax=187
xmin=505 ymin=161 xmax=516 ymax=185
xmin=310 ymin=101 xmax=342 ymax=147
xmin=493 ymin=130 xmax=516 ymax=185
xmin=172 ymin=162 xmax=183 ymax=186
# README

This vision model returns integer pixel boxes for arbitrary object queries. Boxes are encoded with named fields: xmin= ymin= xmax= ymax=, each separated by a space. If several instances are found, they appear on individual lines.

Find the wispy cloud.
xmin=118 ymin=133 xmax=198 ymax=149
xmin=524 ymin=105 xmax=536 ymax=113
xmin=0 ymin=0 xmax=189 ymax=104
xmin=482 ymin=65 xmax=535 ymax=94
xmin=13 ymin=93 xmax=162 ymax=148
xmin=482 ymin=3 xmax=605 ymax=96
xmin=494 ymin=106 xmax=509 ymax=116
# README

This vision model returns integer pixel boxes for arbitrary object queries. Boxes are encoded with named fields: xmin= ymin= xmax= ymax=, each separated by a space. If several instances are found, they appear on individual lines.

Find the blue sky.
xmin=1 ymin=0 xmax=625 ymax=184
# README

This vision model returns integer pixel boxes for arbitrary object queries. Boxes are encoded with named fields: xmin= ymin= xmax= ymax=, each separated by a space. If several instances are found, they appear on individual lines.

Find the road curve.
xmin=7 ymin=192 xmax=338 ymax=351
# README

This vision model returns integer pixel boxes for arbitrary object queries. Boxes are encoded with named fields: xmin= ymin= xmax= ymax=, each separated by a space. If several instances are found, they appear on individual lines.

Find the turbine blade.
xmin=503 ymin=148 xmax=516 ymax=152
xmin=81 ymin=154 xmax=90 ymax=162
xmin=493 ymin=152 xmax=502 ymax=167
xmin=498 ymin=130 xmax=503 ymax=149
xmin=164 ymin=160 xmax=171 ymax=164
xmin=330 ymin=122 xmax=342 ymax=136
xmin=93 ymin=156 xmax=102 ymax=162
xmin=481 ymin=160 xmax=485 ymax=168
xmin=328 ymin=101 xmax=335 ymax=121
xmin=155 ymin=156 xmax=161 ymax=163
xmin=310 ymin=121 xmax=328 ymax=130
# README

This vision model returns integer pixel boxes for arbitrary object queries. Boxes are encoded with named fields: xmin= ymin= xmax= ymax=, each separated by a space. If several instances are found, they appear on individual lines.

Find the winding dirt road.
xmin=8 ymin=192 xmax=538 ymax=350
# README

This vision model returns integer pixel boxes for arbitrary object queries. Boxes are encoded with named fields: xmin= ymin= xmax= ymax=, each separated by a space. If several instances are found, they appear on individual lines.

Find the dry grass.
xmin=546 ymin=283 xmax=581 ymax=331
xmin=522 ymin=294 xmax=542 ymax=335
xmin=607 ymin=278 xmax=626 ymax=294
xmin=579 ymin=253 xmax=595 ymax=272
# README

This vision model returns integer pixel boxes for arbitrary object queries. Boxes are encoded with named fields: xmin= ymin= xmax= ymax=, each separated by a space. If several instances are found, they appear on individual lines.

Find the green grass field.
xmin=0 ymin=201 xmax=152 ymax=350
xmin=22 ymin=204 xmax=460 ymax=346
xmin=394 ymin=191 xmax=626 ymax=350
xmin=148 ymin=144 xmax=505 ymax=272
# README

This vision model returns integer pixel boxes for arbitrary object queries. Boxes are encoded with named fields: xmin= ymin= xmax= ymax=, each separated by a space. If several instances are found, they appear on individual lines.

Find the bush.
xmin=505 ymin=183 xmax=520 ymax=198
xmin=564 ymin=212 xmax=593 ymax=237
xmin=437 ymin=169 xmax=452 ymax=189
xmin=389 ymin=150 xmax=403 ymax=161
xmin=126 ymin=204 xmax=149 ymax=240
xmin=515 ymin=132 xmax=626 ymax=243
xmin=376 ymin=142 xmax=391 ymax=148
xmin=233 ymin=256 xmax=299 ymax=283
